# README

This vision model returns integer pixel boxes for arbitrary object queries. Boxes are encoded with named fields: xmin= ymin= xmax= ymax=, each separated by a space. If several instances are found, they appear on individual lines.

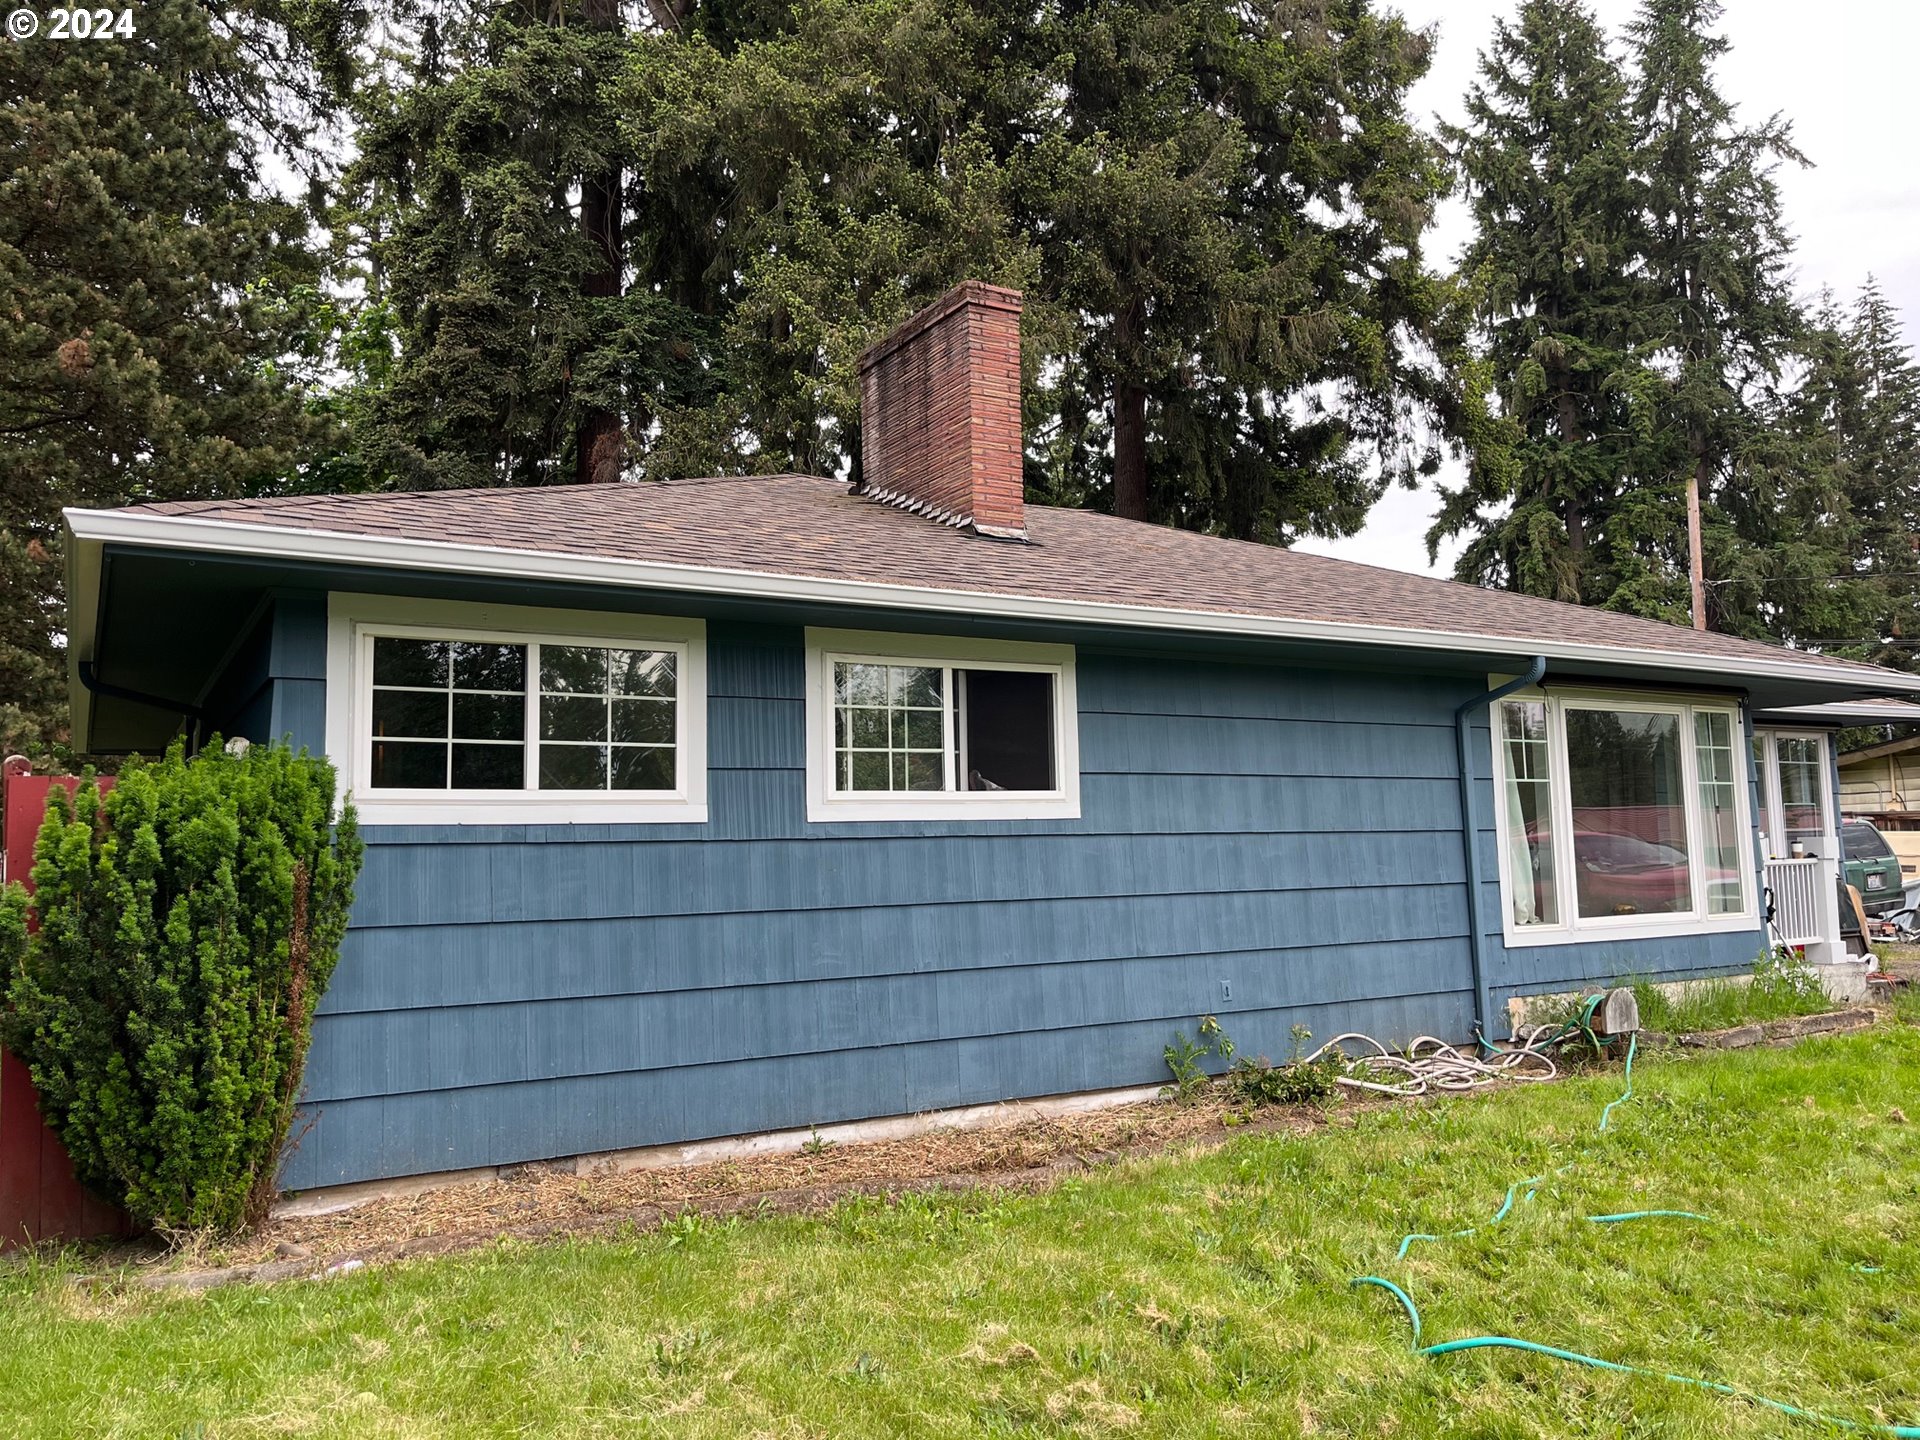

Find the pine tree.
xmin=1698 ymin=281 xmax=1920 ymax=665
xmin=1841 ymin=281 xmax=1920 ymax=664
xmin=618 ymin=0 xmax=1043 ymax=480
xmin=1026 ymin=0 xmax=1454 ymax=537
xmin=1431 ymin=0 xmax=1664 ymax=609
xmin=1627 ymin=0 xmax=1802 ymax=629
xmin=0 ymin=1 xmax=337 ymax=759
xmin=1707 ymin=291 xmax=1871 ymax=648
xmin=345 ymin=0 xmax=717 ymax=490
xmin=359 ymin=0 xmax=1466 ymax=544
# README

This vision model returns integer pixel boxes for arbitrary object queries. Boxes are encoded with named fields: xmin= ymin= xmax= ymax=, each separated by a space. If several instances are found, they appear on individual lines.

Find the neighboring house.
xmin=62 ymin=283 xmax=1920 ymax=1196
xmin=1838 ymin=734 xmax=1920 ymax=825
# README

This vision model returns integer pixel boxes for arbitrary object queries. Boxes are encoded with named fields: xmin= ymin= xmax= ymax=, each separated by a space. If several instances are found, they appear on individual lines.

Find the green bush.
xmin=1162 ymin=1015 xmax=1233 ymax=1102
xmin=1224 ymin=1054 xmax=1340 ymax=1107
xmin=1222 ymin=1024 xmax=1341 ymax=1107
xmin=0 ymin=740 xmax=361 ymax=1235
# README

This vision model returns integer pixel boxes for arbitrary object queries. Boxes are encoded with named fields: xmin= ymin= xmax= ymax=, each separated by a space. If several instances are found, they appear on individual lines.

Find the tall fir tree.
xmin=1840 ymin=281 xmax=1920 ymax=665
xmin=1711 ymin=282 xmax=1920 ymax=665
xmin=1430 ymin=0 xmax=1664 ymax=609
xmin=0 ymin=1 xmax=340 ymax=758
xmin=618 ymin=0 xmax=1043 ymax=481
xmin=1026 ymin=0 xmax=1457 ymax=539
xmin=359 ymin=0 xmax=1473 ymax=545
xmin=1627 ymin=0 xmax=1802 ymax=629
xmin=1707 ymin=291 xmax=1872 ymax=649
xmin=344 ymin=0 xmax=718 ymax=490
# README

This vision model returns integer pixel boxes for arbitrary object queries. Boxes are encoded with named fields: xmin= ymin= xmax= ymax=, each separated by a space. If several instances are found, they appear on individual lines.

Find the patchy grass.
xmin=1631 ymin=951 xmax=1836 ymax=1034
xmin=4 ymin=1028 xmax=1920 ymax=1438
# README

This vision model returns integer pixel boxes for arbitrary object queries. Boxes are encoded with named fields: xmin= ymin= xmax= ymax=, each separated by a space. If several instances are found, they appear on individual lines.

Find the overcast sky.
xmin=1291 ymin=0 xmax=1920 ymax=578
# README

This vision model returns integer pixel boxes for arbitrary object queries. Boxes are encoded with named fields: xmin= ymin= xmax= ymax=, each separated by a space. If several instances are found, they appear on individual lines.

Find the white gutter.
xmin=64 ymin=506 xmax=1920 ymax=698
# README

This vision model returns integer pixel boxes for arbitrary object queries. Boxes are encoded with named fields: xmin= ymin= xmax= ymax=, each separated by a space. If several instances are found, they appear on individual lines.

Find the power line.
xmin=1705 ymin=572 xmax=1920 ymax=586
xmin=1790 ymin=638 xmax=1920 ymax=648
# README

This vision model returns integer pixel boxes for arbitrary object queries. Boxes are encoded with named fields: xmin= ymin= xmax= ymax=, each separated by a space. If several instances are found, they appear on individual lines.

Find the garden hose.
xmin=1351 ymin=1275 xmax=1920 ymax=1438
xmin=1596 ymin=1030 xmax=1636 ymax=1131
xmin=1299 ymin=996 xmax=1610 ymax=1099
xmin=1350 ymin=1025 xmax=1920 ymax=1435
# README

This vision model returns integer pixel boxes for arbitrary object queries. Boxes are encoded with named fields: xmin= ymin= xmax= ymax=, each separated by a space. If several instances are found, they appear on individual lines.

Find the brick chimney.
xmin=856 ymin=281 xmax=1026 ymax=540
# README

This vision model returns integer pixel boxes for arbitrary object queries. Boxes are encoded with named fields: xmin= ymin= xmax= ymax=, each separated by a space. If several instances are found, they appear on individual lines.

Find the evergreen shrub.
xmin=0 ymin=740 xmax=362 ymax=1234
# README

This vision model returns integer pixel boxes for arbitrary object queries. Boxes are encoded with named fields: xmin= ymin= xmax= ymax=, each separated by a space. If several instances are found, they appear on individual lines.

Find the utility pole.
xmin=1687 ymin=461 xmax=1707 ymax=630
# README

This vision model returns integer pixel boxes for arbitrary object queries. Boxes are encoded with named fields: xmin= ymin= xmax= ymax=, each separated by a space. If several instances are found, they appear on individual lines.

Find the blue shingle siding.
xmin=245 ymin=603 xmax=1757 ymax=1190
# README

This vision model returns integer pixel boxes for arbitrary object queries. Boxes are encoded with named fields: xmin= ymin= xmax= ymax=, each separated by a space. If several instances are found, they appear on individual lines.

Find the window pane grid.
xmin=537 ymin=644 xmax=677 ymax=794
xmin=833 ymin=662 xmax=947 ymax=793
xmin=369 ymin=634 xmax=678 ymax=795
xmin=1500 ymin=700 xmax=1559 ymax=927
xmin=370 ymin=637 xmax=527 ymax=791
xmin=1694 ymin=711 xmax=1746 ymax=915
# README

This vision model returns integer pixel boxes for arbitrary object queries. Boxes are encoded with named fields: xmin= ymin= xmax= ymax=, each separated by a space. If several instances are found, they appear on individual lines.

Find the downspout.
xmin=1455 ymin=657 xmax=1547 ymax=1044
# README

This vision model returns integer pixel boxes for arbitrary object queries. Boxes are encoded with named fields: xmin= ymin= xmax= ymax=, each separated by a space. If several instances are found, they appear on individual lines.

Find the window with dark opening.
xmin=831 ymin=659 xmax=1060 ymax=795
xmin=958 ymin=669 xmax=1054 ymax=791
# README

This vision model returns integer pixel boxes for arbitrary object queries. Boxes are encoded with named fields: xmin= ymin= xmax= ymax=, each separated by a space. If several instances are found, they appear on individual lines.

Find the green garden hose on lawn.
xmin=1596 ymin=1029 xmax=1636 ymax=1131
xmin=1354 ymin=1029 xmax=1920 ymax=1435
xmin=1351 ymin=1275 xmax=1920 ymax=1438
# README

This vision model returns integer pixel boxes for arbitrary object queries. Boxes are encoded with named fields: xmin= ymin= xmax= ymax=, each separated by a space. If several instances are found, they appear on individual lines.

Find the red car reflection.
xmin=1522 ymin=828 xmax=1742 ymax=916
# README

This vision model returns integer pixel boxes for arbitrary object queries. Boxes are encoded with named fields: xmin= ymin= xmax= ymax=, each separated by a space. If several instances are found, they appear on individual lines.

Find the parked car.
xmin=1842 ymin=817 xmax=1904 ymax=916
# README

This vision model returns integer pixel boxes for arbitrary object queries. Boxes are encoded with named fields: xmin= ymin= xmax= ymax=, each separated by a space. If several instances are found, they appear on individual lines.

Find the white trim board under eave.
xmin=63 ymin=507 xmax=1920 ymax=695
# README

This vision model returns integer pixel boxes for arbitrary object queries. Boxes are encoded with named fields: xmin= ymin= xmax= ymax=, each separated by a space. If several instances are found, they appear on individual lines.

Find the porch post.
xmin=1813 ymin=855 xmax=1846 ymax=964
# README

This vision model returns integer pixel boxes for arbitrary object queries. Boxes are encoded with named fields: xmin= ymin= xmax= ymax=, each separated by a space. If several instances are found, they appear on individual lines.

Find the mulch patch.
xmin=88 ymin=1092 xmax=1347 ymax=1290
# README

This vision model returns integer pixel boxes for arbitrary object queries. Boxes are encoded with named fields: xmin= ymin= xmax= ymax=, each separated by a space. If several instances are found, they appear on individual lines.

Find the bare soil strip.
xmin=51 ymin=1009 xmax=1881 ymax=1291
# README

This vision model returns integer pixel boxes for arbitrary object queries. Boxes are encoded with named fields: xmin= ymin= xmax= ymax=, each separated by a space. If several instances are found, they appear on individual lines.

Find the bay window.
xmin=1494 ymin=690 xmax=1754 ymax=942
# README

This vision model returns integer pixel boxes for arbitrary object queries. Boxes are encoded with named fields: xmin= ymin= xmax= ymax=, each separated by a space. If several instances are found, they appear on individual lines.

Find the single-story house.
xmin=62 ymin=282 xmax=1920 ymax=1197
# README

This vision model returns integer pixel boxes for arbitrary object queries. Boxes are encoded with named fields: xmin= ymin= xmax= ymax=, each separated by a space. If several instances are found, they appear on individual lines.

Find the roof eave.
xmin=63 ymin=506 xmax=1920 ymax=700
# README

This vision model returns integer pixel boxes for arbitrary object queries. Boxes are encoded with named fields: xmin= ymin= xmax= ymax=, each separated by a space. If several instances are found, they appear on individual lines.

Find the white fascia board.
xmin=63 ymin=507 xmax=1920 ymax=696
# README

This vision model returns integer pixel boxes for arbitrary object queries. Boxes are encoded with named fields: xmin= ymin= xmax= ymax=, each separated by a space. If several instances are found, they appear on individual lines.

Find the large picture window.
xmin=1495 ymin=691 xmax=1754 ymax=942
xmin=328 ymin=597 xmax=707 ymax=825
xmin=805 ymin=629 xmax=1079 ymax=821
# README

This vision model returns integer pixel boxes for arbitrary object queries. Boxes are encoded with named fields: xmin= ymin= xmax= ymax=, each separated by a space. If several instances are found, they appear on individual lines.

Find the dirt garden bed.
xmin=113 ymin=1090 xmax=1330 ymax=1289
xmin=37 ymin=1006 xmax=1893 ymax=1292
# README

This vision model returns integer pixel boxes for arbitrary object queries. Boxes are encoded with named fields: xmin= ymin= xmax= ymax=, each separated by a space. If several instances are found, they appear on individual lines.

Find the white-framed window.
xmin=1493 ymin=687 xmax=1756 ymax=946
xmin=803 ymin=628 xmax=1080 ymax=822
xmin=325 ymin=596 xmax=707 ymax=824
xmin=1750 ymin=728 xmax=1833 ymax=860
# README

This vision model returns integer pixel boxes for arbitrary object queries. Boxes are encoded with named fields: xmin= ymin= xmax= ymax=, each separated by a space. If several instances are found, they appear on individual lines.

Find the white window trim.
xmin=804 ymin=628 xmax=1080 ymax=822
xmin=1492 ymin=686 xmax=1758 ymax=948
xmin=325 ymin=595 xmax=708 ymax=825
xmin=1751 ymin=727 xmax=1834 ymax=859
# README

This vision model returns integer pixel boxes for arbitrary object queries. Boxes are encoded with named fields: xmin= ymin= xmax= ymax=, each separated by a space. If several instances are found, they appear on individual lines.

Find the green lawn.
xmin=4 ymin=1025 xmax=1920 ymax=1439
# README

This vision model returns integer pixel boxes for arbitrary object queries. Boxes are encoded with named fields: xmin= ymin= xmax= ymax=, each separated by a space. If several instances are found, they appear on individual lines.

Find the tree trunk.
xmin=1113 ymin=381 xmax=1148 ymax=521
xmin=1110 ymin=290 xmax=1148 ymax=522
xmin=1687 ymin=448 xmax=1709 ymax=631
xmin=576 ymin=0 xmax=623 ymax=486
xmin=1553 ymin=382 xmax=1588 ymax=602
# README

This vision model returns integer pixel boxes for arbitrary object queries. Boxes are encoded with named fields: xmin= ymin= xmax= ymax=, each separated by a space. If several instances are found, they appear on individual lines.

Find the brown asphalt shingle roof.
xmin=122 ymin=474 xmax=1892 ymax=681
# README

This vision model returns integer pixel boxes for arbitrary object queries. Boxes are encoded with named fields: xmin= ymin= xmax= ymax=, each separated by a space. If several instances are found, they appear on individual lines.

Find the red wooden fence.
xmin=0 ymin=756 xmax=134 ymax=1250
